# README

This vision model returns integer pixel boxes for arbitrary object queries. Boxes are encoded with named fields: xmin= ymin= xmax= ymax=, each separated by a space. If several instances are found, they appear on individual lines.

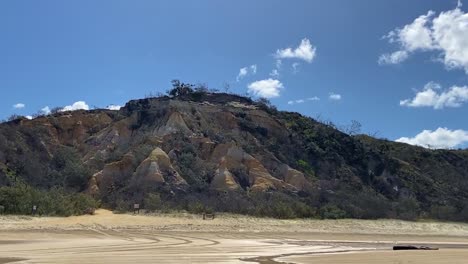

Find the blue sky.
xmin=1 ymin=0 xmax=468 ymax=148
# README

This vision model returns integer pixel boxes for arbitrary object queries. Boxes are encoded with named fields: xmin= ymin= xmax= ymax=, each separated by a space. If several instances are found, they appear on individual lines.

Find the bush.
xmin=430 ymin=205 xmax=457 ymax=221
xmin=187 ymin=201 xmax=206 ymax=214
xmin=270 ymin=202 xmax=296 ymax=219
xmin=319 ymin=204 xmax=347 ymax=219
xmin=48 ymin=147 xmax=91 ymax=191
xmin=144 ymin=193 xmax=162 ymax=212
xmin=0 ymin=184 xmax=97 ymax=216
xmin=396 ymin=197 xmax=420 ymax=220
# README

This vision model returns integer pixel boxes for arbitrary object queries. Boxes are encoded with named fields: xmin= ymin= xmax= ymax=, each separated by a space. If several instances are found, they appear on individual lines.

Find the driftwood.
xmin=393 ymin=245 xmax=439 ymax=251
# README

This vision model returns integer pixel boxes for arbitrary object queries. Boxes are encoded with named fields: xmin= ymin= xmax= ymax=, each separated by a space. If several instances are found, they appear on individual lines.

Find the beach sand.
xmin=1 ymin=210 xmax=468 ymax=263
xmin=279 ymin=249 xmax=468 ymax=264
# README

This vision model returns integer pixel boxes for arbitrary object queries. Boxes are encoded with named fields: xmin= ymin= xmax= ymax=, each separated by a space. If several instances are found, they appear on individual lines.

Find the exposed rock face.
xmin=156 ymin=112 xmax=191 ymax=136
xmin=86 ymin=171 xmax=102 ymax=196
xmin=99 ymin=154 xmax=137 ymax=194
xmin=2 ymin=92 xmax=468 ymax=220
xmin=132 ymin=148 xmax=187 ymax=186
xmin=210 ymin=158 xmax=240 ymax=191
xmin=279 ymin=165 xmax=312 ymax=191
xmin=211 ymin=144 xmax=293 ymax=192
xmin=189 ymin=137 xmax=216 ymax=160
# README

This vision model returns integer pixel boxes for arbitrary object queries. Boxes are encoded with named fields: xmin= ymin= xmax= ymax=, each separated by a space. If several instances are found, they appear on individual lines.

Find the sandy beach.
xmin=1 ymin=210 xmax=468 ymax=263
xmin=279 ymin=249 xmax=468 ymax=264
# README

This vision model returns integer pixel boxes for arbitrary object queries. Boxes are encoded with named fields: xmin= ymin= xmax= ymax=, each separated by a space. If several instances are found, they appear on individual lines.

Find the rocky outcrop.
xmin=132 ymin=147 xmax=187 ymax=186
xmin=86 ymin=171 xmax=102 ymax=197
xmin=211 ymin=144 xmax=293 ymax=192
xmin=210 ymin=158 xmax=240 ymax=191
xmin=155 ymin=112 xmax=191 ymax=136
xmin=189 ymin=137 xmax=216 ymax=160
xmin=98 ymin=153 xmax=137 ymax=194
xmin=2 ymin=92 xmax=468 ymax=220
xmin=279 ymin=165 xmax=312 ymax=191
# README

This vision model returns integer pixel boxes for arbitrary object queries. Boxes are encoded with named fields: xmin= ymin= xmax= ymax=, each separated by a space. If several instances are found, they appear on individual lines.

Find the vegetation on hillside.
xmin=0 ymin=81 xmax=467 ymax=220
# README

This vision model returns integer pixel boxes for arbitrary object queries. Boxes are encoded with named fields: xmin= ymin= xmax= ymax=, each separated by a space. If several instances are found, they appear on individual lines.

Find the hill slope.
xmin=1 ymin=91 xmax=468 ymax=220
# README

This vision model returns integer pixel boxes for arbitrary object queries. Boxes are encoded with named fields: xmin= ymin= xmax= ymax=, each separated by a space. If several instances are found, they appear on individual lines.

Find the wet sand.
xmin=1 ymin=210 xmax=468 ymax=263
xmin=0 ymin=258 xmax=25 ymax=264
xmin=280 ymin=249 xmax=468 ymax=264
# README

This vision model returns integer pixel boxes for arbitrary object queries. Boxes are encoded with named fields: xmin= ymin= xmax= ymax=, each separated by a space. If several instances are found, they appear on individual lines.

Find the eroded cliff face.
xmin=78 ymin=96 xmax=314 ymax=197
xmin=0 ymin=95 xmax=317 ymax=199
xmin=2 ymin=93 xmax=468 ymax=220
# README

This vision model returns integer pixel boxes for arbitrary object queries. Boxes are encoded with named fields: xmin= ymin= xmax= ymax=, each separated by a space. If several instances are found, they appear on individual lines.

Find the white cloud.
xmin=276 ymin=59 xmax=282 ymax=69
xmin=25 ymin=115 xmax=33 ymax=120
xmin=107 ymin=105 xmax=122 ymax=110
xmin=269 ymin=69 xmax=279 ymax=78
xmin=60 ymin=101 xmax=90 ymax=112
xmin=329 ymin=93 xmax=342 ymax=100
xmin=287 ymin=96 xmax=320 ymax=105
xmin=236 ymin=64 xmax=257 ymax=81
xmin=400 ymin=82 xmax=468 ymax=109
xmin=385 ymin=11 xmax=435 ymax=51
xmin=292 ymin=62 xmax=300 ymax=74
xmin=275 ymin=38 xmax=317 ymax=63
xmin=396 ymin=127 xmax=468 ymax=149
xmin=269 ymin=60 xmax=283 ymax=78
xmin=247 ymin=79 xmax=284 ymax=98
xmin=378 ymin=50 xmax=409 ymax=65
xmin=13 ymin=103 xmax=25 ymax=109
xmin=381 ymin=4 xmax=468 ymax=73
xmin=432 ymin=6 xmax=468 ymax=72
xmin=41 ymin=106 xmax=51 ymax=115
xmin=250 ymin=64 xmax=257 ymax=74
xmin=237 ymin=67 xmax=248 ymax=82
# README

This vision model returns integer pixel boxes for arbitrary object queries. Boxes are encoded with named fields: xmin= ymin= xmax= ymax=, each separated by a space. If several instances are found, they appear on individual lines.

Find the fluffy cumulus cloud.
xmin=107 ymin=105 xmax=122 ymax=110
xmin=287 ymin=96 xmax=320 ymax=105
xmin=236 ymin=64 xmax=257 ymax=81
xmin=380 ymin=3 xmax=468 ymax=73
xmin=400 ymin=82 xmax=468 ymax=109
xmin=13 ymin=103 xmax=25 ymax=109
xmin=41 ymin=106 xmax=51 ymax=115
xmin=275 ymin=38 xmax=317 ymax=63
xmin=396 ymin=127 xmax=468 ymax=149
xmin=60 ymin=101 xmax=89 ymax=112
xmin=247 ymin=79 xmax=284 ymax=98
xmin=329 ymin=93 xmax=342 ymax=100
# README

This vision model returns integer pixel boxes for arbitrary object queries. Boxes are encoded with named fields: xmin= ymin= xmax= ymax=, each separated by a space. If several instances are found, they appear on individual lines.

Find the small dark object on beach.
xmin=203 ymin=213 xmax=215 ymax=220
xmin=83 ymin=207 xmax=95 ymax=215
xmin=393 ymin=245 xmax=439 ymax=251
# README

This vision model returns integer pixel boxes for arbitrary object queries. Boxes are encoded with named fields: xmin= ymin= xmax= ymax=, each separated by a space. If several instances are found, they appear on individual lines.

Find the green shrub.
xmin=297 ymin=159 xmax=315 ymax=178
xmin=187 ymin=201 xmax=206 ymax=214
xmin=430 ymin=205 xmax=457 ymax=221
xmin=0 ymin=184 xmax=97 ymax=216
xmin=396 ymin=197 xmax=420 ymax=220
xmin=144 ymin=193 xmax=162 ymax=212
xmin=319 ymin=204 xmax=347 ymax=219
